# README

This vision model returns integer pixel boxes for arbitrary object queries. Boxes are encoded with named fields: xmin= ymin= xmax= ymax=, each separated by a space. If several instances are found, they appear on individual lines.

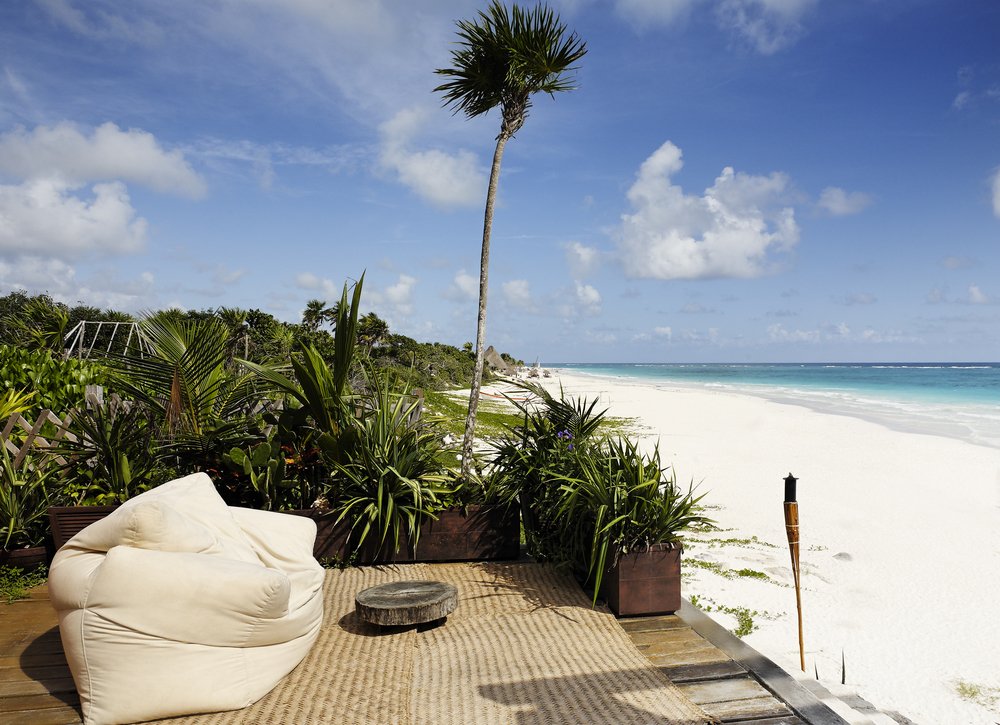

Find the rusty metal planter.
xmin=601 ymin=543 xmax=682 ymax=617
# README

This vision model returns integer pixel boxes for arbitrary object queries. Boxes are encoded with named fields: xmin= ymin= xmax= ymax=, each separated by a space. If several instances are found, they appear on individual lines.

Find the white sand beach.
xmin=527 ymin=371 xmax=1000 ymax=724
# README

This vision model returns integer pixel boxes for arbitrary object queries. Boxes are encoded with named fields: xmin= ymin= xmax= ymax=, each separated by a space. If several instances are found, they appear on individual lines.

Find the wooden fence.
xmin=1 ymin=409 xmax=76 ymax=468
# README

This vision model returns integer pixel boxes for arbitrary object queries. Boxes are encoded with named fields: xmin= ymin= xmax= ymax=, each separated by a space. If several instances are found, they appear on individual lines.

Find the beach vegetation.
xmin=954 ymin=680 xmax=1000 ymax=710
xmin=688 ymin=594 xmax=775 ymax=637
xmin=685 ymin=558 xmax=778 ymax=584
xmin=435 ymin=1 xmax=587 ymax=480
xmin=689 ymin=535 xmax=778 ymax=549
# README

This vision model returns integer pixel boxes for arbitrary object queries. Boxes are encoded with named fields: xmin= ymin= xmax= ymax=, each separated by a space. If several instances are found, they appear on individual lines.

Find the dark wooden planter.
xmin=48 ymin=503 xmax=520 ymax=565
xmin=292 ymin=505 xmax=519 ymax=564
xmin=601 ymin=543 xmax=682 ymax=617
xmin=48 ymin=506 xmax=120 ymax=552
xmin=0 ymin=545 xmax=48 ymax=571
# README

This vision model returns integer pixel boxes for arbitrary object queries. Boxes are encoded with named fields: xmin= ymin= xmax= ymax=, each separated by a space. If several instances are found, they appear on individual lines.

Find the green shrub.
xmin=0 ymin=346 xmax=103 ymax=417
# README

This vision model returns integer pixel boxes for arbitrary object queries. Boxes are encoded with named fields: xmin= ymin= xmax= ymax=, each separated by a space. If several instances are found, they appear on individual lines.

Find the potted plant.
xmin=1 ymin=446 xmax=61 ymax=570
xmin=552 ymin=436 xmax=712 ymax=616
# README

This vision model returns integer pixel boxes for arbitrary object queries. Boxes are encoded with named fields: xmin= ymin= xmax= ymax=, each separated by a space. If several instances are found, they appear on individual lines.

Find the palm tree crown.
xmin=435 ymin=1 xmax=587 ymax=140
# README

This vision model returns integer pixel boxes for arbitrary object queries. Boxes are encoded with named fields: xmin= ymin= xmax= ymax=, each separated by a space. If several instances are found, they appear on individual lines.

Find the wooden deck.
xmin=1 ymin=584 xmax=844 ymax=724
xmin=622 ymin=614 xmax=803 ymax=723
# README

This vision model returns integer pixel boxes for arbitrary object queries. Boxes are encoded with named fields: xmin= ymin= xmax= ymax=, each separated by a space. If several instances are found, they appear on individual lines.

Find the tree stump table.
xmin=355 ymin=580 xmax=458 ymax=630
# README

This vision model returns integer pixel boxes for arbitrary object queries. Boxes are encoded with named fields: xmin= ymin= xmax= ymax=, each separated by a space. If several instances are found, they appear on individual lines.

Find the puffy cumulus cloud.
xmin=574 ymin=281 xmax=602 ymax=315
xmin=0 ymin=179 xmax=147 ymax=258
xmin=0 ymin=122 xmax=206 ymax=198
xmin=377 ymin=274 xmax=417 ymax=317
xmin=565 ymin=241 xmax=599 ymax=278
xmin=715 ymin=0 xmax=817 ymax=55
xmin=378 ymin=107 xmax=485 ymax=208
xmin=992 ymin=168 xmax=1000 ymax=218
xmin=968 ymin=284 xmax=990 ymax=305
xmin=448 ymin=269 xmax=478 ymax=301
xmin=817 ymin=186 xmax=872 ymax=216
xmin=654 ymin=325 xmax=673 ymax=340
xmin=616 ymin=141 xmax=798 ymax=280
xmin=294 ymin=272 xmax=341 ymax=298
xmin=502 ymin=279 xmax=534 ymax=310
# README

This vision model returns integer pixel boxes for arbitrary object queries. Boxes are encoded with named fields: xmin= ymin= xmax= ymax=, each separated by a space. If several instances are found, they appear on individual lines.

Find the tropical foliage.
xmin=489 ymin=384 xmax=711 ymax=601
xmin=0 ymin=446 xmax=62 ymax=549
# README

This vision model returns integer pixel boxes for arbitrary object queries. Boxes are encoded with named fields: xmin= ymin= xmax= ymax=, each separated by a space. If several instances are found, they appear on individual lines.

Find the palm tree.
xmin=435 ymin=1 xmax=586 ymax=479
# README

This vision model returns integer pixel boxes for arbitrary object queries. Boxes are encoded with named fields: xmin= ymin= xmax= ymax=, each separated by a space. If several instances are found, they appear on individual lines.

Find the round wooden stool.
xmin=355 ymin=580 xmax=458 ymax=629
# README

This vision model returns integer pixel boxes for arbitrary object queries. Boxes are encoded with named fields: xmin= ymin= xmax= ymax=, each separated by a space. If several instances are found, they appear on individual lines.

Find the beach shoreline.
xmin=521 ymin=369 xmax=1000 ymax=724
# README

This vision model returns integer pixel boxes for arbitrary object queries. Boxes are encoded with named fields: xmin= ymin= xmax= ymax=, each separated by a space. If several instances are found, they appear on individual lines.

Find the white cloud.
xmin=0 ymin=256 xmax=157 ymax=311
xmin=767 ymin=323 xmax=820 ymax=343
xmin=715 ymin=0 xmax=816 ymax=55
xmin=992 ymin=168 xmax=1000 ymax=218
xmin=294 ymin=272 xmax=340 ymax=298
xmin=0 ymin=179 xmax=147 ymax=258
xmin=502 ymin=279 xmax=534 ymax=310
xmin=952 ymin=91 xmax=972 ymax=111
xmin=574 ymin=281 xmax=602 ymax=315
xmin=654 ymin=325 xmax=673 ymax=340
xmin=378 ymin=108 xmax=485 ymax=208
xmin=968 ymin=284 xmax=990 ymax=305
xmin=0 ymin=122 xmax=206 ymax=198
xmin=376 ymin=274 xmax=417 ymax=317
xmin=818 ymin=186 xmax=872 ymax=216
xmin=565 ymin=241 xmax=599 ymax=278
xmin=942 ymin=256 xmax=975 ymax=270
xmin=449 ymin=270 xmax=478 ymax=301
xmin=616 ymin=141 xmax=798 ymax=280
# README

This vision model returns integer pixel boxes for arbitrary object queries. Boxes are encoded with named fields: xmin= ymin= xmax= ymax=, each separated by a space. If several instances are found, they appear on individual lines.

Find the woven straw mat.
xmin=161 ymin=562 xmax=715 ymax=725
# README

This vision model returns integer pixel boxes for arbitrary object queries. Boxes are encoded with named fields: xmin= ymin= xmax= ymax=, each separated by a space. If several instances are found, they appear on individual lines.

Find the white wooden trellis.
xmin=63 ymin=321 xmax=150 ymax=359
xmin=1 ymin=409 xmax=77 ymax=469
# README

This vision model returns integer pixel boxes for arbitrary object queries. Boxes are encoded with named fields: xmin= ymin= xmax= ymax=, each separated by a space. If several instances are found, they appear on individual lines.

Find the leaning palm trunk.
xmin=461 ymin=133 xmax=510 ymax=479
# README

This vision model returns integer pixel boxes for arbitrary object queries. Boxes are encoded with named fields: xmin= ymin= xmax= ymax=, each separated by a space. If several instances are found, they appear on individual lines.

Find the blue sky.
xmin=1 ymin=0 xmax=999 ymax=363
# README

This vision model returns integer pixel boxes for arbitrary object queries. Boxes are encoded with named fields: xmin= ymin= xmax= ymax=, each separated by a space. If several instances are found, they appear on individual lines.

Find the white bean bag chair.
xmin=49 ymin=472 xmax=325 ymax=725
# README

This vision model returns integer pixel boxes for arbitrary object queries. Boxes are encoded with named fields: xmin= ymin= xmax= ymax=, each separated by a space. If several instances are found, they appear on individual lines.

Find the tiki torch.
xmin=784 ymin=473 xmax=805 ymax=672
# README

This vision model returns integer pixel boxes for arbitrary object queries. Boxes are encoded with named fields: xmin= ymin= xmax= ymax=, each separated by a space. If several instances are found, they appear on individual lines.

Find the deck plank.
xmin=696 ymin=695 xmax=794 ymax=721
xmin=658 ymin=660 xmax=748 ymax=683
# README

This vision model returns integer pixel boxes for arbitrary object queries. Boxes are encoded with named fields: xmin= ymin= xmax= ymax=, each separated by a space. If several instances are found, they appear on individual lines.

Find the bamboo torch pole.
xmin=783 ymin=473 xmax=805 ymax=672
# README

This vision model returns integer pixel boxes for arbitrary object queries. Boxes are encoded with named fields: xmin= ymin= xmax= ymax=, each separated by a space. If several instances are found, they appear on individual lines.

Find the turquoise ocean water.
xmin=546 ymin=363 xmax=1000 ymax=449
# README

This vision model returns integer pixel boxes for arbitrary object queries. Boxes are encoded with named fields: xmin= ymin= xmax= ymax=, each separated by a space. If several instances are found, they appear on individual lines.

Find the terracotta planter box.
xmin=601 ymin=543 xmax=682 ymax=617
xmin=0 ymin=545 xmax=48 ymax=571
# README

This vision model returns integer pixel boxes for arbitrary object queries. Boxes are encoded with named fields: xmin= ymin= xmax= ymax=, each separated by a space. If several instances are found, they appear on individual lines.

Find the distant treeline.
xmin=0 ymin=290 xmax=523 ymax=392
